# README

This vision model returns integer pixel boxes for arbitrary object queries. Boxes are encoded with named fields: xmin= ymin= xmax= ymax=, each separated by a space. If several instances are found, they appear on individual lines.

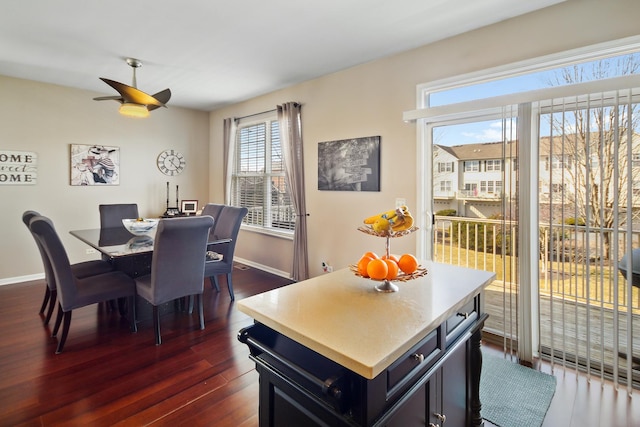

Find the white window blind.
xmin=230 ymin=116 xmax=296 ymax=233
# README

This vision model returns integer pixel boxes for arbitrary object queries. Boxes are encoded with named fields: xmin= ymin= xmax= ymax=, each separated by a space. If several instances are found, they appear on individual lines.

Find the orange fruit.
xmin=383 ymin=259 xmax=399 ymax=280
xmin=357 ymin=255 xmax=375 ymax=277
xmin=398 ymin=254 xmax=419 ymax=274
xmin=367 ymin=258 xmax=389 ymax=280
xmin=381 ymin=253 xmax=399 ymax=263
xmin=363 ymin=251 xmax=379 ymax=259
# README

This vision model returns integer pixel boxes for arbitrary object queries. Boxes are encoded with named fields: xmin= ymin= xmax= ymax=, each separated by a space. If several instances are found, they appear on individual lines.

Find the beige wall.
xmin=3 ymin=0 xmax=639 ymax=283
xmin=209 ymin=0 xmax=640 ymax=277
xmin=0 ymin=76 xmax=209 ymax=283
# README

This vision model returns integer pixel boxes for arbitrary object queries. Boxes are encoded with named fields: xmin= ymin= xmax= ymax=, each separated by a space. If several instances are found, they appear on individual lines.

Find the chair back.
xmin=149 ymin=216 xmax=214 ymax=305
xmin=210 ymin=206 xmax=248 ymax=262
xmin=201 ymin=203 xmax=224 ymax=230
xmin=99 ymin=204 xmax=139 ymax=228
xmin=29 ymin=216 xmax=78 ymax=310
xmin=22 ymin=210 xmax=56 ymax=292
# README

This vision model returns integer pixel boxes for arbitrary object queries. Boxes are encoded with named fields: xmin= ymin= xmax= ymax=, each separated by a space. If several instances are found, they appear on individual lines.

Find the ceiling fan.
xmin=93 ymin=58 xmax=171 ymax=118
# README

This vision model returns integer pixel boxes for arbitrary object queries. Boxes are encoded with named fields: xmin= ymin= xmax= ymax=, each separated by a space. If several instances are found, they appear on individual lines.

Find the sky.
xmin=429 ymin=53 xmax=640 ymax=147
xmin=431 ymin=72 xmax=552 ymax=147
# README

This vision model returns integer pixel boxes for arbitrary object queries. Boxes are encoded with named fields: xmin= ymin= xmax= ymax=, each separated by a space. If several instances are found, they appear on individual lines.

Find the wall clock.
xmin=157 ymin=149 xmax=186 ymax=176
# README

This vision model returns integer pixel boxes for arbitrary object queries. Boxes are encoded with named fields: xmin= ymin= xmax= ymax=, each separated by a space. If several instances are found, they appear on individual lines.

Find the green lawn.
xmin=434 ymin=243 xmax=639 ymax=313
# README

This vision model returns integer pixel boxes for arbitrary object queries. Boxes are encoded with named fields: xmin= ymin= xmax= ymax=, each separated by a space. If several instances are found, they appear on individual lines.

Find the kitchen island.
xmin=237 ymin=262 xmax=495 ymax=426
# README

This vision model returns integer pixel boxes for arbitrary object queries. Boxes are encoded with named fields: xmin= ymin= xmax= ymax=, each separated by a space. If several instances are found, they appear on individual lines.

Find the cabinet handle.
xmin=428 ymin=424 xmax=439 ymax=427
xmin=456 ymin=312 xmax=469 ymax=319
xmin=412 ymin=353 xmax=425 ymax=363
xmin=435 ymin=412 xmax=446 ymax=423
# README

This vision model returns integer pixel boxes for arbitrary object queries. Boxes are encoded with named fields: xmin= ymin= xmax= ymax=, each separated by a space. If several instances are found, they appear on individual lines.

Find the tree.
xmin=542 ymin=54 xmax=640 ymax=259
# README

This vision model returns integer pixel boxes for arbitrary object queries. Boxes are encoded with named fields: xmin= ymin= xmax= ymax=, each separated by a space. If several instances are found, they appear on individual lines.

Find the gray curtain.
xmin=277 ymin=102 xmax=309 ymax=281
xmin=223 ymin=117 xmax=236 ymax=204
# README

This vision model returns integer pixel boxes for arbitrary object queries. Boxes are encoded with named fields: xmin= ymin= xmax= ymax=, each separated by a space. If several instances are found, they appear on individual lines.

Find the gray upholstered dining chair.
xmin=22 ymin=210 xmax=114 ymax=325
xmin=98 ymin=203 xmax=148 ymax=278
xmin=134 ymin=215 xmax=214 ymax=345
xmin=29 ymin=215 xmax=137 ymax=354
xmin=201 ymin=203 xmax=225 ymax=225
xmin=99 ymin=203 xmax=139 ymax=228
xmin=204 ymin=205 xmax=248 ymax=301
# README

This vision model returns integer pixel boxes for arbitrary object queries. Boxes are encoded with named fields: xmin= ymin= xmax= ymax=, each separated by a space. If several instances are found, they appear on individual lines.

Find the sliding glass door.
xmin=420 ymin=76 xmax=640 ymax=390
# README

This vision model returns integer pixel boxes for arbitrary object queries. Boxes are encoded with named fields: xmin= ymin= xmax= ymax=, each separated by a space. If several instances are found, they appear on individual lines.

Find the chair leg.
xmin=39 ymin=286 xmax=51 ymax=314
xmin=153 ymin=306 xmax=162 ymax=345
xmin=55 ymin=311 xmax=72 ymax=354
xmin=129 ymin=296 xmax=137 ymax=333
xmin=226 ymin=273 xmax=235 ymax=301
xmin=197 ymin=294 xmax=205 ymax=330
xmin=52 ymin=303 xmax=64 ymax=337
xmin=44 ymin=289 xmax=57 ymax=325
xmin=117 ymin=297 xmax=128 ymax=316
xmin=188 ymin=295 xmax=194 ymax=314
xmin=210 ymin=276 xmax=220 ymax=292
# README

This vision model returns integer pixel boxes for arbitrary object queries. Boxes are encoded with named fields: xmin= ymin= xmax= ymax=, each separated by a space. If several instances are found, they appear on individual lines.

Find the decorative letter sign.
xmin=0 ymin=150 xmax=38 ymax=185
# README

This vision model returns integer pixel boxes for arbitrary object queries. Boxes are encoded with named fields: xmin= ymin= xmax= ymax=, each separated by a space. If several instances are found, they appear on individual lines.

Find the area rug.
xmin=480 ymin=353 xmax=557 ymax=427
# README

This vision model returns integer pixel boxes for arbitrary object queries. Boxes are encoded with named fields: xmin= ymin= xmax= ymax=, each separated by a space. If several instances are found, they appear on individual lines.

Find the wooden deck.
xmin=482 ymin=281 xmax=640 ymax=387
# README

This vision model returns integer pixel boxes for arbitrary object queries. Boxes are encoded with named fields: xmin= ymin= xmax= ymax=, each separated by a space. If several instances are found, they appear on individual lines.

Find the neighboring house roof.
xmin=435 ymin=141 xmax=517 ymax=161
xmin=436 ymin=131 xmax=638 ymax=161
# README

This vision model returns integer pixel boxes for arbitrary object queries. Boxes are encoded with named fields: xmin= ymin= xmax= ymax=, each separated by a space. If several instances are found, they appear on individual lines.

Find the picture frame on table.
xmin=181 ymin=200 xmax=198 ymax=215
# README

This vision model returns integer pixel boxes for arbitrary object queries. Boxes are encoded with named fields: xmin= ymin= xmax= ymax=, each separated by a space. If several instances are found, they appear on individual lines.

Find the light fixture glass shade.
xmin=119 ymin=103 xmax=150 ymax=118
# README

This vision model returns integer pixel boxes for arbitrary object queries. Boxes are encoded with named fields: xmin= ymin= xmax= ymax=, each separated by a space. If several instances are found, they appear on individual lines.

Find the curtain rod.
xmin=235 ymin=103 xmax=301 ymax=121
xmin=236 ymin=108 xmax=277 ymax=121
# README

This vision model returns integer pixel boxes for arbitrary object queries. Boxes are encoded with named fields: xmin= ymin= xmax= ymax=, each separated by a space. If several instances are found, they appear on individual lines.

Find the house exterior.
xmin=434 ymin=130 xmax=640 ymax=222
xmin=434 ymin=142 xmax=515 ymax=218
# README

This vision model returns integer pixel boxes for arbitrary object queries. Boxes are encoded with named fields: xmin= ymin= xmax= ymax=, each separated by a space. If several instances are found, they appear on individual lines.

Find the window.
xmin=437 ymin=162 xmax=454 ymax=173
xmin=486 ymin=159 xmax=502 ymax=171
xmin=464 ymin=161 xmax=479 ymax=172
xmin=439 ymin=180 xmax=452 ymax=192
xmin=230 ymin=115 xmax=295 ymax=234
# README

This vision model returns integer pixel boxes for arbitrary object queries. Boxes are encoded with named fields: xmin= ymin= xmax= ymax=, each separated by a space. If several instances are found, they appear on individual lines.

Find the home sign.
xmin=0 ymin=150 xmax=38 ymax=185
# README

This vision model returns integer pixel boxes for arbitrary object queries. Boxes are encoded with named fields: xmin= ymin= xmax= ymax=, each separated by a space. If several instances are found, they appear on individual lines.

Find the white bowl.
xmin=121 ymin=218 xmax=159 ymax=236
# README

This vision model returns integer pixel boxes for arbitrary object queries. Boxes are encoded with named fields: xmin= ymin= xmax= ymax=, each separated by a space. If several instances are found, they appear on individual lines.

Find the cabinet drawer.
xmin=387 ymin=327 xmax=440 ymax=392
xmin=445 ymin=298 xmax=477 ymax=343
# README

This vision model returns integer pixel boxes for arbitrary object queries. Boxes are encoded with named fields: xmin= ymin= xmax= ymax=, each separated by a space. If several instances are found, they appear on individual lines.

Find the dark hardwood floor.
xmin=0 ymin=264 xmax=293 ymax=426
xmin=0 ymin=264 xmax=637 ymax=426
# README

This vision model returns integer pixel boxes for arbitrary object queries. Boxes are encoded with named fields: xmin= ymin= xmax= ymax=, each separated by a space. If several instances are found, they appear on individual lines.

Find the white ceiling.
xmin=0 ymin=0 xmax=564 ymax=111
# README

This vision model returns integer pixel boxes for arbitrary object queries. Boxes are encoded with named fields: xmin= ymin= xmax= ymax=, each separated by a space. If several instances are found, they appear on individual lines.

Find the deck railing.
xmin=434 ymin=215 xmax=639 ymax=388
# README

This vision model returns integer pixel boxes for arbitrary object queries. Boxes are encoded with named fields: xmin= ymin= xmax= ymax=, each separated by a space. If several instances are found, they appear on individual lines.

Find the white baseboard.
xmin=233 ymin=257 xmax=292 ymax=280
xmin=0 ymin=259 xmax=290 ymax=287
xmin=0 ymin=273 xmax=44 ymax=287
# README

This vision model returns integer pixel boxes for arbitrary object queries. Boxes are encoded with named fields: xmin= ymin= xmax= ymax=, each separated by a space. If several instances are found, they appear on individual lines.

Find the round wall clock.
xmin=157 ymin=149 xmax=186 ymax=176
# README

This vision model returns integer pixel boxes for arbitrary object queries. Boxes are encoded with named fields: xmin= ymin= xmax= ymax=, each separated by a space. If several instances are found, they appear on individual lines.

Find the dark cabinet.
xmin=239 ymin=294 xmax=486 ymax=427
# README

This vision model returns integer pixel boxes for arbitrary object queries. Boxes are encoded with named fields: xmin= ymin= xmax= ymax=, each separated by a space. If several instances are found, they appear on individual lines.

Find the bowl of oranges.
xmin=352 ymin=251 xmax=426 ymax=292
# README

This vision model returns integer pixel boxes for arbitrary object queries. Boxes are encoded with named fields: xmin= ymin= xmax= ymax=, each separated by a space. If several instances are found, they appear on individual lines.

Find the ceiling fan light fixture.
xmin=119 ymin=103 xmax=150 ymax=118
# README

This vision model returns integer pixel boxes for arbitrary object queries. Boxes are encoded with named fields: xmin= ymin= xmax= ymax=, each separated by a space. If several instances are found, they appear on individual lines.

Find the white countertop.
xmin=237 ymin=261 xmax=495 ymax=379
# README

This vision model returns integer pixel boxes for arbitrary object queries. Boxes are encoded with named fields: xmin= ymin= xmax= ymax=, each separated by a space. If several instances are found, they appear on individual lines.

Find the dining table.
xmin=70 ymin=223 xmax=230 ymax=278
xmin=70 ymin=221 xmax=231 ymax=320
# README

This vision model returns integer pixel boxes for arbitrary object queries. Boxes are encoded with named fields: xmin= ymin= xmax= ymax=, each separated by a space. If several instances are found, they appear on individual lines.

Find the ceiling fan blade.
xmin=93 ymin=95 xmax=124 ymax=102
xmin=147 ymin=88 xmax=171 ymax=111
xmin=98 ymin=78 xmax=166 ymax=107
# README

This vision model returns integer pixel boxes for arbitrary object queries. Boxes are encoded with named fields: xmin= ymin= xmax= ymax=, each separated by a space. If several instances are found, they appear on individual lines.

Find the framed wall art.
xmin=70 ymin=144 xmax=120 ymax=186
xmin=0 ymin=150 xmax=37 ymax=185
xmin=318 ymin=136 xmax=380 ymax=191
